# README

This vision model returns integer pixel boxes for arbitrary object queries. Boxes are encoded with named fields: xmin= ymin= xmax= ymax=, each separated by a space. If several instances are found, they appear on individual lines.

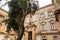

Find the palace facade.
xmin=0 ymin=8 xmax=17 ymax=40
xmin=23 ymin=0 xmax=60 ymax=40
xmin=0 ymin=0 xmax=60 ymax=40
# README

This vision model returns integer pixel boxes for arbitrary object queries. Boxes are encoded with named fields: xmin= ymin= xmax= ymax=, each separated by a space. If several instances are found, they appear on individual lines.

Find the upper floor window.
xmin=40 ymin=13 xmax=45 ymax=18
xmin=36 ymin=35 xmax=40 ymax=40
xmin=42 ymin=24 xmax=46 ymax=31
xmin=48 ymin=11 xmax=54 ymax=17
xmin=51 ymin=23 xmax=56 ymax=30
xmin=53 ymin=36 xmax=58 ymax=40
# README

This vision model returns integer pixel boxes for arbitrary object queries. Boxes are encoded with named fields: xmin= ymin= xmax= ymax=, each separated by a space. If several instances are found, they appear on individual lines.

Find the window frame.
xmin=28 ymin=31 xmax=32 ymax=40
xmin=41 ymin=24 xmax=46 ymax=31
xmin=51 ymin=23 xmax=56 ymax=30
xmin=48 ymin=11 xmax=54 ymax=17
xmin=36 ymin=35 xmax=40 ymax=40
xmin=53 ymin=36 xmax=58 ymax=40
xmin=40 ymin=13 xmax=45 ymax=18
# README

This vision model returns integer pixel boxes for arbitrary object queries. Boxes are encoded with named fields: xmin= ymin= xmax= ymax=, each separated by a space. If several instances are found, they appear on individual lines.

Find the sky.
xmin=0 ymin=0 xmax=11 ymax=11
xmin=0 ymin=0 xmax=52 ymax=12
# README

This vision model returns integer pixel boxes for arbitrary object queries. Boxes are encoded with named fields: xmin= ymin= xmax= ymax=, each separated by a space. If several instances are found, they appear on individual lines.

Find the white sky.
xmin=38 ymin=0 xmax=52 ymax=8
xmin=0 ymin=0 xmax=52 ymax=12
xmin=0 ymin=0 xmax=10 ymax=11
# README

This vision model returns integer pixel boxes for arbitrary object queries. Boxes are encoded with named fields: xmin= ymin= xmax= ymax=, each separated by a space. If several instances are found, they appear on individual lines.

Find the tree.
xmin=1 ymin=0 xmax=38 ymax=40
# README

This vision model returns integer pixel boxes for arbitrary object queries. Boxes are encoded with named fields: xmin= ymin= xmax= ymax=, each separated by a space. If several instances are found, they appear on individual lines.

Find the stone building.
xmin=0 ymin=8 xmax=17 ymax=40
xmin=0 ymin=0 xmax=60 ymax=40
xmin=23 ymin=0 xmax=60 ymax=40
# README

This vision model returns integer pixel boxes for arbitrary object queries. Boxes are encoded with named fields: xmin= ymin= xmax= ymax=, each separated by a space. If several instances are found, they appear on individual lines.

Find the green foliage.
xmin=4 ymin=0 xmax=38 ymax=40
xmin=6 ymin=0 xmax=37 ymax=32
xmin=6 ymin=0 xmax=21 ymax=32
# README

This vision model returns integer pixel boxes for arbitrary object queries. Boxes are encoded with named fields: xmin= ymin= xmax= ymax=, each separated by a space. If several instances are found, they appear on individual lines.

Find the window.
xmin=48 ymin=11 xmax=53 ymax=16
xmin=42 ymin=36 xmax=47 ymax=40
xmin=4 ymin=36 xmax=8 ymax=40
xmin=28 ymin=31 xmax=32 ymax=40
xmin=45 ymin=12 xmax=48 ymax=18
xmin=42 ymin=24 xmax=46 ymax=31
xmin=51 ymin=23 xmax=56 ymax=30
xmin=53 ymin=36 xmax=58 ymax=40
xmin=36 ymin=35 xmax=40 ymax=40
xmin=40 ymin=13 xmax=45 ymax=18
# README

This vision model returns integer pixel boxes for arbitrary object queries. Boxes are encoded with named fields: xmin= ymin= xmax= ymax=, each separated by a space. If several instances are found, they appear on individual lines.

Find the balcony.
xmin=36 ymin=22 xmax=60 ymax=35
xmin=40 ymin=22 xmax=60 ymax=34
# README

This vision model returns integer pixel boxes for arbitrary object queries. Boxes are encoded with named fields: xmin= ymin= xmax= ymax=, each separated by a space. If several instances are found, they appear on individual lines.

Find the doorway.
xmin=42 ymin=36 xmax=47 ymax=40
xmin=28 ymin=31 xmax=32 ymax=40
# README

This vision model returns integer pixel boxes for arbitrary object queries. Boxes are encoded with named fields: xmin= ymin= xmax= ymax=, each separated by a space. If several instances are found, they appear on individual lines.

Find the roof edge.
xmin=0 ymin=8 xmax=9 ymax=13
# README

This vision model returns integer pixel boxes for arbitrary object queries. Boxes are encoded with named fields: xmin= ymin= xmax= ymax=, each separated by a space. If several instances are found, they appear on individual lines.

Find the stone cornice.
xmin=0 ymin=8 xmax=9 ymax=13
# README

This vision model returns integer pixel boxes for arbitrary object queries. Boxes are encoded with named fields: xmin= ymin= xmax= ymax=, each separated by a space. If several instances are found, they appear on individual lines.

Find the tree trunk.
xmin=17 ymin=25 xmax=25 ymax=40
